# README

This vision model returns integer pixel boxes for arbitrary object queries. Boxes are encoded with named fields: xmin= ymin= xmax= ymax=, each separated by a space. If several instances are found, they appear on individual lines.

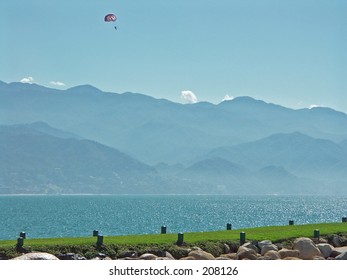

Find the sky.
xmin=1 ymin=0 xmax=346 ymax=112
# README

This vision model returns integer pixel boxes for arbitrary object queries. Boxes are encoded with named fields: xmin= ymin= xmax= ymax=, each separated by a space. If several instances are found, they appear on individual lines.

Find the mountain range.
xmin=1 ymin=81 xmax=347 ymax=194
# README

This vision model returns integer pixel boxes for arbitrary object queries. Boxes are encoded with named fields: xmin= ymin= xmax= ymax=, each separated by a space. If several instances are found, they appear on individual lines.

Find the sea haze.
xmin=1 ymin=81 xmax=347 ymax=195
xmin=0 ymin=195 xmax=346 ymax=240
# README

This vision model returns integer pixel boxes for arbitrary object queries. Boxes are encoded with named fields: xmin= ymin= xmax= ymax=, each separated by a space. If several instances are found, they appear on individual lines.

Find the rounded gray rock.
xmin=12 ymin=252 xmax=59 ymax=260
xmin=293 ymin=237 xmax=323 ymax=260
xmin=188 ymin=249 xmax=215 ymax=260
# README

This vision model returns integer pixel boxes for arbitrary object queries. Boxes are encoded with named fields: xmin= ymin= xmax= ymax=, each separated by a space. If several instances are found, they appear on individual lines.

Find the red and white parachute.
xmin=104 ymin=14 xmax=117 ymax=22
xmin=104 ymin=13 xmax=117 ymax=30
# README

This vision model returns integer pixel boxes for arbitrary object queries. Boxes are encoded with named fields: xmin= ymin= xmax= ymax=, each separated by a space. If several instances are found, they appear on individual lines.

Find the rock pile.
xmin=9 ymin=235 xmax=347 ymax=260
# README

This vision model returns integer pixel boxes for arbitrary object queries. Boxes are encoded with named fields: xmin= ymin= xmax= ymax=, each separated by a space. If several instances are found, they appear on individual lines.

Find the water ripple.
xmin=0 ymin=195 xmax=346 ymax=240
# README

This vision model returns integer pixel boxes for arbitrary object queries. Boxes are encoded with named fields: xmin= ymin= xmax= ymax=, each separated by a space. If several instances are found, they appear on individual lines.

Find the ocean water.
xmin=0 ymin=195 xmax=346 ymax=240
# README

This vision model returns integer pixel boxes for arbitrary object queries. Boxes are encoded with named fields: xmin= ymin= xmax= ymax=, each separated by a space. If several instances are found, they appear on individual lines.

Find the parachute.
xmin=104 ymin=14 xmax=117 ymax=22
xmin=104 ymin=13 xmax=117 ymax=30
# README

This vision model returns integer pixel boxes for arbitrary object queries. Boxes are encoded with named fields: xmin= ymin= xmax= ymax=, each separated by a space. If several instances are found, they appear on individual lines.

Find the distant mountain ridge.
xmin=0 ymin=123 xmax=163 ymax=194
xmin=2 ymin=81 xmax=347 ymax=165
xmin=2 ymin=122 xmax=81 ymax=139
xmin=203 ymin=132 xmax=347 ymax=182
xmin=1 ymin=81 xmax=347 ymax=194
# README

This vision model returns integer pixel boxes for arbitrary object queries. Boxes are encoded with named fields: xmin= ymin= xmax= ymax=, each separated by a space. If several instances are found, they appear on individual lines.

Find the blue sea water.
xmin=0 ymin=195 xmax=346 ymax=240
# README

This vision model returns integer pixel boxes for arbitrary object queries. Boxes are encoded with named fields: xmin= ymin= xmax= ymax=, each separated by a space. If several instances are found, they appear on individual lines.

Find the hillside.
xmin=1 ymin=81 xmax=347 ymax=164
xmin=0 ymin=124 xmax=162 ymax=194
xmin=204 ymin=132 xmax=347 ymax=183
xmin=1 ymin=81 xmax=347 ymax=195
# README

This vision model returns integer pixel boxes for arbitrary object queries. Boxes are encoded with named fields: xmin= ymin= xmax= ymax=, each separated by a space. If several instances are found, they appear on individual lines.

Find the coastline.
xmin=1 ymin=223 xmax=346 ymax=260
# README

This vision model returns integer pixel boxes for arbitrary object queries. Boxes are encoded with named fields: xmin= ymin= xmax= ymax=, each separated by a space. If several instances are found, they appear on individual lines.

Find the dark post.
xmin=289 ymin=220 xmax=294 ymax=226
xmin=177 ymin=233 xmax=184 ymax=245
xmin=17 ymin=237 xmax=24 ymax=248
xmin=314 ymin=229 xmax=320 ymax=240
xmin=19 ymin=232 xmax=26 ymax=239
xmin=240 ymin=232 xmax=246 ymax=245
xmin=96 ymin=235 xmax=104 ymax=246
xmin=226 ymin=223 xmax=232 ymax=230
xmin=93 ymin=230 xmax=99 ymax=237
xmin=161 ymin=226 xmax=167 ymax=234
xmin=342 ymin=217 xmax=347 ymax=223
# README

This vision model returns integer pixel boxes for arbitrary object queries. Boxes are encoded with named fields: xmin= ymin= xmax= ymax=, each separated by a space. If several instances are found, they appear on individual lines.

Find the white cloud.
xmin=309 ymin=104 xmax=320 ymax=109
xmin=181 ymin=90 xmax=198 ymax=104
xmin=20 ymin=76 xmax=34 ymax=84
xmin=50 ymin=81 xmax=66 ymax=87
xmin=222 ymin=94 xmax=234 ymax=102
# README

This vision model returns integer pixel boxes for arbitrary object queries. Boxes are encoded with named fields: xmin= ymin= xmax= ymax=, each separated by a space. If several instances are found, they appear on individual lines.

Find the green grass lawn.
xmin=1 ymin=222 xmax=346 ymax=249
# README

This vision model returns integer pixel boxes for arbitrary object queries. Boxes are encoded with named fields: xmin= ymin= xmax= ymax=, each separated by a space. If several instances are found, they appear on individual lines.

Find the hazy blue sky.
xmin=1 ymin=0 xmax=346 ymax=111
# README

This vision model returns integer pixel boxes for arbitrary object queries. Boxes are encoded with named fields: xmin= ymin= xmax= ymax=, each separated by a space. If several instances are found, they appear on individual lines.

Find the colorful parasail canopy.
xmin=104 ymin=14 xmax=117 ymax=22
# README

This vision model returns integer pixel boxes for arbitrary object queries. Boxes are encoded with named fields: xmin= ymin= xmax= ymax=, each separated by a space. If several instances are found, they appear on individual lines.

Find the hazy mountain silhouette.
xmin=1 ymin=81 xmax=347 ymax=194
xmin=2 ymin=81 xmax=347 ymax=165
xmin=0 ymin=124 xmax=163 ymax=194
xmin=204 ymin=132 xmax=347 ymax=184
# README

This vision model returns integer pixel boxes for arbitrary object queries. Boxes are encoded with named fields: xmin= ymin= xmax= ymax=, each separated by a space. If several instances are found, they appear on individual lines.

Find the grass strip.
xmin=1 ymin=222 xmax=346 ymax=249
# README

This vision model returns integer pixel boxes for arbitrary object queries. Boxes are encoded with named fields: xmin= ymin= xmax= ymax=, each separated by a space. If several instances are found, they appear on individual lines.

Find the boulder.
xmin=96 ymin=253 xmax=112 ymax=260
xmin=216 ymin=257 xmax=232 ymax=260
xmin=139 ymin=253 xmax=158 ymax=260
xmin=263 ymin=250 xmax=281 ymax=260
xmin=334 ymin=246 xmax=347 ymax=254
xmin=163 ymin=251 xmax=175 ymax=260
xmin=278 ymin=248 xmax=300 ymax=259
xmin=261 ymin=244 xmax=278 ymax=256
xmin=119 ymin=251 xmax=138 ymax=258
xmin=219 ymin=253 xmax=237 ymax=260
xmin=332 ymin=235 xmax=341 ymax=247
xmin=12 ymin=252 xmax=59 ymax=260
xmin=282 ymin=257 xmax=301 ymax=260
xmin=96 ymin=253 xmax=106 ymax=259
xmin=179 ymin=256 xmax=196 ymax=260
xmin=332 ymin=235 xmax=347 ymax=246
xmin=293 ymin=238 xmax=323 ymax=260
xmin=91 ymin=255 xmax=112 ymax=260
xmin=58 ymin=253 xmax=86 ymax=260
xmin=313 ymin=256 xmax=326 ymax=260
xmin=317 ymin=238 xmax=328 ymax=244
xmin=258 ymin=240 xmax=273 ymax=250
xmin=241 ymin=242 xmax=259 ymax=253
xmin=223 ymin=243 xmax=231 ymax=254
xmin=97 ymin=257 xmax=112 ymax=260
xmin=317 ymin=243 xmax=335 ymax=258
xmin=330 ymin=250 xmax=342 ymax=258
xmin=188 ymin=249 xmax=215 ymax=260
xmin=335 ymin=252 xmax=347 ymax=260
xmin=331 ymin=246 xmax=347 ymax=258
xmin=236 ymin=246 xmax=258 ymax=260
